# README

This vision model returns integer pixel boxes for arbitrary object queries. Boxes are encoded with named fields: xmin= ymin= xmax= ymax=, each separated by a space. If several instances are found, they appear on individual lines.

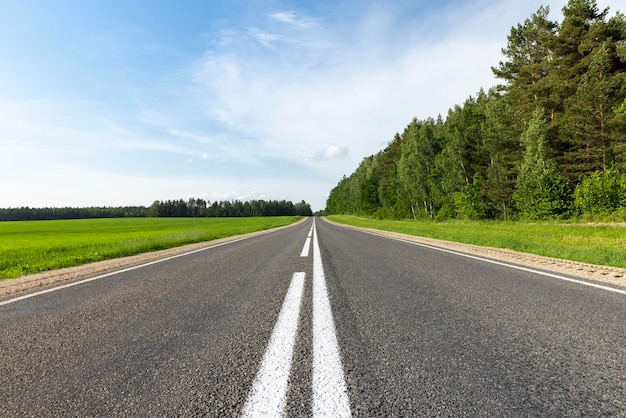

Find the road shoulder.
xmin=0 ymin=219 xmax=307 ymax=302
xmin=324 ymin=219 xmax=626 ymax=290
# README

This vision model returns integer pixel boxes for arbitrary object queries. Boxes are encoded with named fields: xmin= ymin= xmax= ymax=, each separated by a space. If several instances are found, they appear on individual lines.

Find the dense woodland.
xmin=0 ymin=199 xmax=312 ymax=221
xmin=326 ymin=0 xmax=626 ymax=220
xmin=146 ymin=198 xmax=313 ymax=218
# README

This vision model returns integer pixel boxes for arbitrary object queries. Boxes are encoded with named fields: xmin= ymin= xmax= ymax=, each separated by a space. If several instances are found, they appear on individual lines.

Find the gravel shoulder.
xmin=2 ymin=218 xmax=625 ymax=302
xmin=0 ymin=220 xmax=305 ymax=302
xmin=329 ymin=220 xmax=626 ymax=290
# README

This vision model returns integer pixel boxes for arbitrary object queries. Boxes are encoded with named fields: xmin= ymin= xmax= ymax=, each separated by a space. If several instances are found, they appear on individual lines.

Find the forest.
xmin=145 ymin=198 xmax=313 ymax=218
xmin=0 ymin=199 xmax=313 ymax=221
xmin=326 ymin=0 xmax=626 ymax=220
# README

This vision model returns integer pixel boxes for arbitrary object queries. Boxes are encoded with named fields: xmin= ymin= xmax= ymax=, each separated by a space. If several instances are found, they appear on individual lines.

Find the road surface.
xmin=1 ymin=217 xmax=625 ymax=416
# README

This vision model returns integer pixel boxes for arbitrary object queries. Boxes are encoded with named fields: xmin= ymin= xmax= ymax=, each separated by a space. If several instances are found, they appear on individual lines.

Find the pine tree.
xmin=563 ymin=41 xmax=626 ymax=178
xmin=483 ymin=92 xmax=521 ymax=220
xmin=492 ymin=5 xmax=558 ymax=124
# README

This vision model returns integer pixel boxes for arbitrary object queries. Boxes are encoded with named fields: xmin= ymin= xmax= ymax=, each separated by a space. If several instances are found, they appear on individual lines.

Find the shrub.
xmin=574 ymin=168 xmax=626 ymax=215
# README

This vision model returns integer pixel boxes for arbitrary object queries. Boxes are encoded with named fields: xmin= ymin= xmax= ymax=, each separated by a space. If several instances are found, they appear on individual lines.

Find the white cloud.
xmin=249 ymin=28 xmax=281 ymax=47
xmin=0 ymin=163 xmax=330 ymax=209
xmin=189 ymin=0 xmax=578 ymax=188
xmin=207 ymin=190 xmax=266 ymax=202
xmin=0 ymin=98 xmax=201 ymax=159
xmin=314 ymin=145 xmax=350 ymax=161
xmin=2 ymin=0 xmax=595 ymax=212
xmin=168 ymin=129 xmax=214 ymax=144
xmin=190 ymin=7 xmax=503 ymax=178
xmin=269 ymin=11 xmax=318 ymax=29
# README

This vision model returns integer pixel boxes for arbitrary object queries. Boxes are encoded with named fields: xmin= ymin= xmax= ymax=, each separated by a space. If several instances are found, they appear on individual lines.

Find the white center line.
xmin=312 ymin=219 xmax=352 ymax=417
xmin=242 ymin=272 xmax=306 ymax=417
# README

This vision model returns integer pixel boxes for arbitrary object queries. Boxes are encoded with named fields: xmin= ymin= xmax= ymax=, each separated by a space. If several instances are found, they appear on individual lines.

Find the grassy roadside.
xmin=326 ymin=215 xmax=626 ymax=269
xmin=0 ymin=217 xmax=301 ymax=280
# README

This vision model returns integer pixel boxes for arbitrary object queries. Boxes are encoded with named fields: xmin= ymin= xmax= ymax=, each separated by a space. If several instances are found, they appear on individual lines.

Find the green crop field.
xmin=327 ymin=215 xmax=626 ymax=269
xmin=0 ymin=217 xmax=301 ymax=280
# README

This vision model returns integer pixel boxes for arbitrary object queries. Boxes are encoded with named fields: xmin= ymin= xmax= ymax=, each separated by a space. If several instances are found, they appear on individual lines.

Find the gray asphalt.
xmin=1 ymin=217 xmax=625 ymax=416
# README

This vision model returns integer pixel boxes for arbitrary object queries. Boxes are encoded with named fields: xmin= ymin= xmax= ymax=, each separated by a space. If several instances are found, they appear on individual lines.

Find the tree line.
xmin=0 ymin=206 xmax=148 ymax=221
xmin=326 ymin=0 xmax=626 ymax=220
xmin=146 ymin=198 xmax=313 ymax=218
xmin=0 ymin=199 xmax=313 ymax=221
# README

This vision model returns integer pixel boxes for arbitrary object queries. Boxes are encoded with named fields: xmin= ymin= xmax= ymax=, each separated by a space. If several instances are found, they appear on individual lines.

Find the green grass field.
xmin=0 ymin=217 xmax=301 ymax=280
xmin=327 ymin=215 xmax=626 ymax=269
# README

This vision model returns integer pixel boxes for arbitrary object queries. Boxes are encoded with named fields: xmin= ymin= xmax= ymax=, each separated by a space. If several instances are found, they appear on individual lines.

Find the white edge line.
xmin=1 ymin=233 xmax=265 ymax=307
xmin=312 ymin=219 xmax=352 ymax=417
xmin=355 ymin=228 xmax=626 ymax=296
xmin=242 ymin=272 xmax=305 ymax=417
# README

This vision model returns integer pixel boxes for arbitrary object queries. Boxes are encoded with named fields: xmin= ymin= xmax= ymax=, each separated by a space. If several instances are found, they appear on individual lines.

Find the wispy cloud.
xmin=199 ymin=1 xmax=565 ymax=158
xmin=314 ymin=145 xmax=350 ymax=161
xmin=269 ymin=11 xmax=318 ymax=29
xmin=189 ymin=4 xmax=504 ymax=175
xmin=207 ymin=190 xmax=266 ymax=202
xmin=249 ymin=28 xmax=281 ymax=48
xmin=1 ymin=0 xmax=585 ymax=210
xmin=167 ymin=129 xmax=215 ymax=144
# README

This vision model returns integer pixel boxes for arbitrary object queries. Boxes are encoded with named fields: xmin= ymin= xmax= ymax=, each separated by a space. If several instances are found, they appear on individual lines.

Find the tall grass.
xmin=0 ymin=217 xmax=300 ymax=279
xmin=327 ymin=215 xmax=626 ymax=268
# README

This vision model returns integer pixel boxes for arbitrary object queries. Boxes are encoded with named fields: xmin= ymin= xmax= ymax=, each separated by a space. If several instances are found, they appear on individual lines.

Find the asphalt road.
xmin=1 ymin=217 xmax=625 ymax=416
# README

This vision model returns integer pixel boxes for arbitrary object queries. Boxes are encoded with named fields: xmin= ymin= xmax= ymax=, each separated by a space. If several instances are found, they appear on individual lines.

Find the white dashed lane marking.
xmin=242 ymin=272 xmax=306 ymax=417
xmin=243 ymin=218 xmax=351 ymax=417
xmin=300 ymin=236 xmax=311 ymax=257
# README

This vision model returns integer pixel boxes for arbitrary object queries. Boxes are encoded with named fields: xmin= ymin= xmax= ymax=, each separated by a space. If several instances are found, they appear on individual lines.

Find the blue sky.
xmin=0 ymin=0 xmax=620 ymax=211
